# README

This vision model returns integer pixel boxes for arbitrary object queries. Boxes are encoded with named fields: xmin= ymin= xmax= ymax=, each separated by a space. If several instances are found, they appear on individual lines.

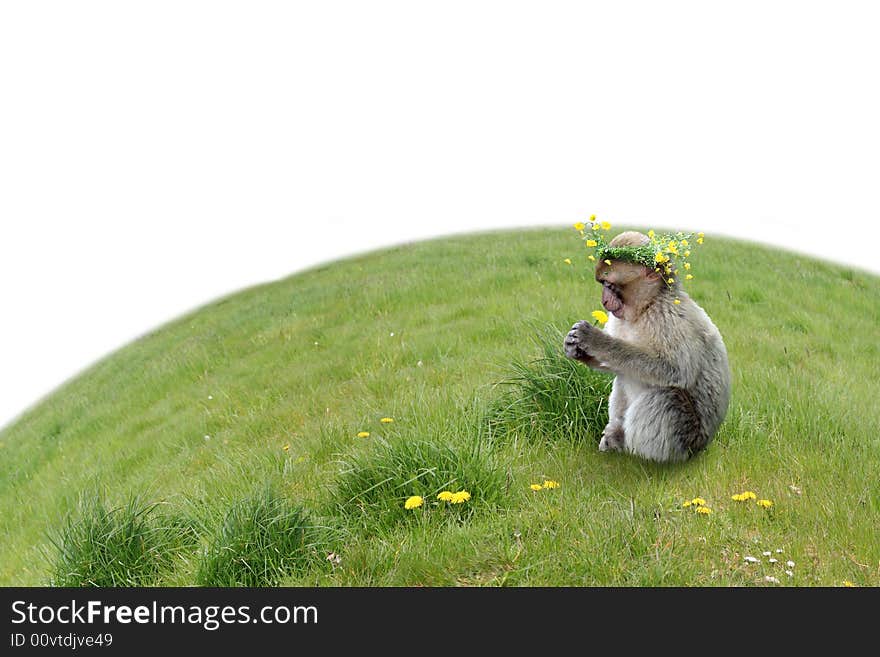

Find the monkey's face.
xmin=595 ymin=260 xmax=660 ymax=319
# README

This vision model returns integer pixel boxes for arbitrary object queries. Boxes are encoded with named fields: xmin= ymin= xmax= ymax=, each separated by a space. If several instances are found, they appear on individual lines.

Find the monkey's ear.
xmin=645 ymin=268 xmax=662 ymax=281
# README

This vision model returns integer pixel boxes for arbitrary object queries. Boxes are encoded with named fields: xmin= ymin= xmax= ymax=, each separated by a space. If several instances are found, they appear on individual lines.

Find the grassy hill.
xmin=1 ymin=228 xmax=878 ymax=586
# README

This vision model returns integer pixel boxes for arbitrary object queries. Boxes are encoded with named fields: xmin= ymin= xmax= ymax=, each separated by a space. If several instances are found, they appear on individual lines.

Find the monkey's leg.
xmin=599 ymin=378 xmax=627 ymax=452
xmin=622 ymin=388 xmax=706 ymax=463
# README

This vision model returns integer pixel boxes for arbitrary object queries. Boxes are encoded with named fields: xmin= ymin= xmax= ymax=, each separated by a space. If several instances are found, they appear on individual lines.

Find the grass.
xmin=196 ymin=486 xmax=316 ymax=587
xmin=1 ymin=227 xmax=878 ymax=587
xmin=48 ymin=493 xmax=194 ymax=587
xmin=486 ymin=324 xmax=612 ymax=444
xmin=332 ymin=432 xmax=508 ymax=532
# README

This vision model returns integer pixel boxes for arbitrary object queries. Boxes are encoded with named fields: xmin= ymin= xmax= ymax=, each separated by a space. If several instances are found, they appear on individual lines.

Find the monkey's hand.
xmin=564 ymin=321 xmax=614 ymax=373
xmin=566 ymin=320 xmax=603 ymax=352
xmin=564 ymin=321 xmax=605 ymax=365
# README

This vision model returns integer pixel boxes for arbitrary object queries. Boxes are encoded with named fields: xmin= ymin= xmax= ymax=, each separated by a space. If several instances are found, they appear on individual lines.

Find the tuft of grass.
xmin=486 ymin=325 xmax=612 ymax=443
xmin=48 ymin=493 xmax=187 ymax=587
xmin=332 ymin=433 xmax=507 ymax=532
xmin=196 ymin=487 xmax=315 ymax=587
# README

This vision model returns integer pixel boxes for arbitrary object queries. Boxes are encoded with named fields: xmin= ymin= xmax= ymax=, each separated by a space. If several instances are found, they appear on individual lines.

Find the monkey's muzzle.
xmin=601 ymin=282 xmax=624 ymax=317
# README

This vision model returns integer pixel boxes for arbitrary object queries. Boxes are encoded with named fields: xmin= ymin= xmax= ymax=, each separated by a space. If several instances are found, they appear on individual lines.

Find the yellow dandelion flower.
xmin=380 ymin=417 xmax=394 ymax=423
xmin=691 ymin=497 xmax=706 ymax=506
xmin=647 ymin=229 xmax=655 ymax=238
xmin=697 ymin=237 xmax=704 ymax=245
xmin=573 ymin=222 xmax=586 ymax=231
xmin=685 ymin=274 xmax=694 ymax=280
xmin=684 ymin=250 xmax=691 ymax=257
xmin=282 ymin=444 xmax=290 ymax=452
xmin=682 ymin=500 xmax=693 ymax=508
xmin=655 ymin=252 xmax=668 ymax=263
xmin=437 ymin=491 xmax=454 ymax=502
xmin=733 ymin=491 xmax=757 ymax=501
xmin=757 ymin=499 xmax=773 ymax=508
xmin=591 ymin=310 xmax=609 ymax=325
xmin=592 ymin=224 xmax=601 ymax=231
xmin=590 ymin=214 xmax=596 ymax=221
xmin=530 ymin=484 xmax=543 ymax=491
xmin=696 ymin=506 xmax=712 ymax=515
xmin=600 ymin=221 xmax=612 ymax=231
xmin=604 ymin=259 xmax=612 ymax=266
xmin=668 ymin=240 xmax=678 ymax=250
xmin=450 ymin=491 xmax=471 ymax=504
xmin=667 ymin=278 xmax=675 ymax=284
xmin=843 ymin=581 xmax=856 ymax=587
xmin=356 ymin=431 xmax=370 ymax=438
xmin=542 ymin=480 xmax=560 ymax=489
xmin=586 ymin=239 xmax=597 ymax=247
xmin=404 ymin=495 xmax=423 ymax=510
xmin=588 ymin=255 xmax=596 ymax=261
xmin=674 ymin=298 xmax=681 ymax=305
xmin=563 ymin=258 xmax=572 ymax=265
xmin=698 ymin=232 xmax=704 ymax=238
xmin=681 ymin=239 xmax=689 ymax=247
xmin=684 ymin=262 xmax=691 ymax=270
xmin=731 ymin=493 xmax=744 ymax=501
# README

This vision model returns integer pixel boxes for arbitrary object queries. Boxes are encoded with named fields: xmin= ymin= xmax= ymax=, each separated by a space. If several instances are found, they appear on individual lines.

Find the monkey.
xmin=564 ymin=230 xmax=731 ymax=462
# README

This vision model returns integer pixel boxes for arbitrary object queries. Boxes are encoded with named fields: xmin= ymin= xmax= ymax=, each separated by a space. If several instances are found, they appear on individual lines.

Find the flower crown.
xmin=572 ymin=216 xmax=705 ymax=303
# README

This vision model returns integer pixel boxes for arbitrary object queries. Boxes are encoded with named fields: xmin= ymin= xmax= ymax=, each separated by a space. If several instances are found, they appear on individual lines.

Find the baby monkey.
xmin=564 ymin=231 xmax=730 ymax=462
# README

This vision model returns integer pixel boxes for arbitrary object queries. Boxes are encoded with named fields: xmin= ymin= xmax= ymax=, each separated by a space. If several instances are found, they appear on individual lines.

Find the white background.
xmin=2 ymin=1 xmax=878 ymax=430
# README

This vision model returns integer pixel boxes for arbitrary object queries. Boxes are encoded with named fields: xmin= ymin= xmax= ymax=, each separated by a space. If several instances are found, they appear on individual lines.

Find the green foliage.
xmin=486 ymin=325 xmax=612 ymax=443
xmin=196 ymin=487 xmax=314 ymax=587
xmin=578 ymin=219 xmax=703 ymax=285
xmin=48 ymin=493 xmax=189 ymax=587
xmin=333 ymin=434 xmax=507 ymax=532
xmin=596 ymin=244 xmax=657 ymax=268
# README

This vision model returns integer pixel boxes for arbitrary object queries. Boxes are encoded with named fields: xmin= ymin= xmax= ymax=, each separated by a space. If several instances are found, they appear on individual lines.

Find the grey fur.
xmin=564 ymin=286 xmax=731 ymax=462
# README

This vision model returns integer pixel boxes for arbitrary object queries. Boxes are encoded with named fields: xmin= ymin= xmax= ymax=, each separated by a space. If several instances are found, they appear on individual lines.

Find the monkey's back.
xmin=683 ymin=300 xmax=731 ymax=443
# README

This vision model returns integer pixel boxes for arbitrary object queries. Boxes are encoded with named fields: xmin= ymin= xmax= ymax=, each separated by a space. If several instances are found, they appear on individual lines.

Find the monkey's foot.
xmin=599 ymin=424 xmax=625 ymax=452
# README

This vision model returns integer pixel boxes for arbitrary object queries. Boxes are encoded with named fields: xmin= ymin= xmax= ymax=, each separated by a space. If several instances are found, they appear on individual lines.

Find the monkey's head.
xmin=594 ymin=231 xmax=666 ymax=320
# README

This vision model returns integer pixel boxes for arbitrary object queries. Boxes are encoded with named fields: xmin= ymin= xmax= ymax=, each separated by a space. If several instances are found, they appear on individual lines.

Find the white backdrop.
xmin=2 ymin=1 xmax=878 ymax=429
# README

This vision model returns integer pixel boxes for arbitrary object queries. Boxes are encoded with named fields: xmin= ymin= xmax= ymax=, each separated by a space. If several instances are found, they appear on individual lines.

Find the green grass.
xmin=332 ymin=432 xmax=507 ymax=532
xmin=48 ymin=493 xmax=194 ymax=587
xmin=196 ymin=486 xmax=316 ymax=587
xmin=486 ymin=324 xmax=612 ymax=444
xmin=1 ymin=227 xmax=878 ymax=587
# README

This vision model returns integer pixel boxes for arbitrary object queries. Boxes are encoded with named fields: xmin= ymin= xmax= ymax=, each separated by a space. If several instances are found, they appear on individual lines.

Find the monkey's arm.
xmin=566 ymin=321 xmax=686 ymax=388
xmin=575 ymin=352 xmax=614 ymax=373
